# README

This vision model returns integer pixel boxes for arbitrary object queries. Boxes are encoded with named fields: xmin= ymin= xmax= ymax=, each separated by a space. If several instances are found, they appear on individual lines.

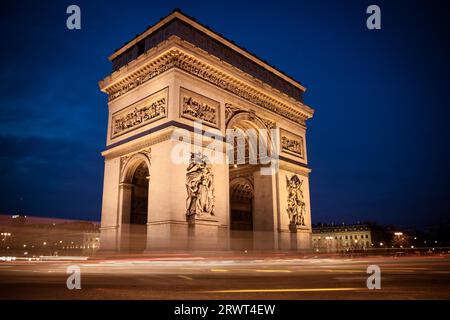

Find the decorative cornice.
xmin=102 ymin=48 xmax=312 ymax=125
xmin=102 ymin=130 xmax=172 ymax=160
xmin=279 ymin=159 xmax=311 ymax=175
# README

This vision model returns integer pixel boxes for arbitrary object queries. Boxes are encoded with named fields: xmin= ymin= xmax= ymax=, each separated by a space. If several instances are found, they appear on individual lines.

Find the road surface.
xmin=0 ymin=253 xmax=449 ymax=299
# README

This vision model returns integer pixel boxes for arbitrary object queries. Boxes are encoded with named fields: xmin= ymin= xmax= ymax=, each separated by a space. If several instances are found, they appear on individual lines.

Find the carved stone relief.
xmin=180 ymin=88 xmax=219 ymax=128
xmin=281 ymin=129 xmax=305 ymax=158
xmin=111 ymin=88 xmax=168 ymax=138
xmin=119 ymin=148 xmax=151 ymax=182
xmin=260 ymin=117 xmax=276 ymax=130
xmin=225 ymin=103 xmax=242 ymax=124
xmin=225 ymin=103 xmax=276 ymax=130
xmin=286 ymin=174 xmax=306 ymax=227
xmin=186 ymin=153 xmax=215 ymax=218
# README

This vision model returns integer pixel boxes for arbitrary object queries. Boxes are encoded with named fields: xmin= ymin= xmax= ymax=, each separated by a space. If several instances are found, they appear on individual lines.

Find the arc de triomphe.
xmin=99 ymin=9 xmax=315 ymax=251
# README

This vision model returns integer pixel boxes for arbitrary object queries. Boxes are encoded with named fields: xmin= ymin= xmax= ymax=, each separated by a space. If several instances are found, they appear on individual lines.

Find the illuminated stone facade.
xmin=99 ymin=10 xmax=314 ymax=251
xmin=312 ymin=225 xmax=374 ymax=252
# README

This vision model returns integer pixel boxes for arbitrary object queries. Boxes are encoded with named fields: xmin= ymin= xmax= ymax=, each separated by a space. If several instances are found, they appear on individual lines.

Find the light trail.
xmin=254 ymin=269 xmax=292 ymax=273
xmin=207 ymin=287 xmax=361 ymax=293
xmin=210 ymin=269 xmax=228 ymax=272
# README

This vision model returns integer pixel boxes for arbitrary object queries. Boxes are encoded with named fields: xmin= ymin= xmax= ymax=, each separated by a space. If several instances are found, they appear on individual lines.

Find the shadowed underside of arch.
xmin=226 ymin=112 xmax=274 ymax=166
xmin=229 ymin=177 xmax=253 ymax=232
xmin=120 ymin=154 xmax=150 ymax=252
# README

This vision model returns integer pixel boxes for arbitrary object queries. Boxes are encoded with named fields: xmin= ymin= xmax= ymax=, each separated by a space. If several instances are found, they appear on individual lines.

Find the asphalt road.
xmin=0 ymin=253 xmax=449 ymax=299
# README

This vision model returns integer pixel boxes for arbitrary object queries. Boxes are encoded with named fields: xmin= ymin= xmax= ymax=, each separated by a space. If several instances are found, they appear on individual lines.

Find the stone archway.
xmin=226 ymin=111 xmax=278 ymax=250
xmin=229 ymin=177 xmax=254 ymax=250
xmin=118 ymin=151 xmax=151 ymax=252
xmin=226 ymin=111 xmax=275 ymax=165
xmin=229 ymin=177 xmax=254 ymax=230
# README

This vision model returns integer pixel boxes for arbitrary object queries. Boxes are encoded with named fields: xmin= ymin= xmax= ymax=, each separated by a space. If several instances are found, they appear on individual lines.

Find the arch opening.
xmin=130 ymin=162 xmax=149 ymax=226
xmin=226 ymin=112 xmax=273 ymax=250
xmin=121 ymin=159 xmax=150 ymax=252
xmin=229 ymin=177 xmax=254 ymax=250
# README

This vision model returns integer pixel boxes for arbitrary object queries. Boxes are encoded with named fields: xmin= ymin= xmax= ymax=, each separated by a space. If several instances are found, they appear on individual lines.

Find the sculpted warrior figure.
xmin=286 ymin=175 xmax=306 ymax=226
xmin=186 ymin=153 xmax=215 ymax=217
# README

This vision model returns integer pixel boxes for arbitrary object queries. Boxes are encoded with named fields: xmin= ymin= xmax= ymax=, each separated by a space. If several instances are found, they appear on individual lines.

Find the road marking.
xmin=323 ymin=269 xmax=364 ymax=273
xmin=207 ymin=287 xmax=360 ymax=293
xmin=254 ymin=269 xmax=292 ymax=273
xmin=178 ymin=275 xmax=193 ymax=280
xmin=211 ymin=269 xmax=228 ymax=272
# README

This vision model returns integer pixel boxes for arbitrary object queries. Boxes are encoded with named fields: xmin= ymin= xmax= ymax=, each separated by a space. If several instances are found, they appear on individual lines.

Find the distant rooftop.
xmin=109 ymin=9 xmax=305 ymax=102
xmin=313 ymin=224 xmax=372 ymax=234
xmin=0 ymin=214 xmax=99 ymax=226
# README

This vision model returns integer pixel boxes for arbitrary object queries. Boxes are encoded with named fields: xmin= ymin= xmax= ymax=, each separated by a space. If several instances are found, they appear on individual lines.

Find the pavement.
xmin=0 ymin=253 xmax=449 ymax=299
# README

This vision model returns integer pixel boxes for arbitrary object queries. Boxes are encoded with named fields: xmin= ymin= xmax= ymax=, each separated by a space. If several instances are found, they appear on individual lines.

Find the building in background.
xmin=312 ymin=224 xmax=383 ymax=252
xmin=0 ymin=215 xmax=100 ymax=257
xmin=83 ymin=232 xmax=101 ymax=255
xmin=311 ymin=222 xmax=441 ymax=252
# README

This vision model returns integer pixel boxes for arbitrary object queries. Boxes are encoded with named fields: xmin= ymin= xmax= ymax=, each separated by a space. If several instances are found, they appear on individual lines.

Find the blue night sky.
xmin=0 ymin=0 xmax=449 ymax=228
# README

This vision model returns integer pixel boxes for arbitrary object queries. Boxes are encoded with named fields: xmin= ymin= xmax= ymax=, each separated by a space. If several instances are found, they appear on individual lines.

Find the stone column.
xmin=118 ymin=183 xmax=133 ymax=251
xmin=252 ymin=170 xmax=277 ymax=250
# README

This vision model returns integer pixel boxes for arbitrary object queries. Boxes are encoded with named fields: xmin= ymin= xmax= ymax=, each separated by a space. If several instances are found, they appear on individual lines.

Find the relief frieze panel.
xmin=280 ymin=129 xmax=305 ymax=159
xmin=111 ymin=88 xmax=168 ymax=139
xmin=180 ymin=88 xmax=219 ymax=128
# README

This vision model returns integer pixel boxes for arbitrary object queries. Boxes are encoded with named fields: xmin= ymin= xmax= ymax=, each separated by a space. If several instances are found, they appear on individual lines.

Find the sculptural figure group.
xmin=286 ymin=175 xmax=306 ymax=226
xmin=186 ymin=153 xmax=215 ymax=218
